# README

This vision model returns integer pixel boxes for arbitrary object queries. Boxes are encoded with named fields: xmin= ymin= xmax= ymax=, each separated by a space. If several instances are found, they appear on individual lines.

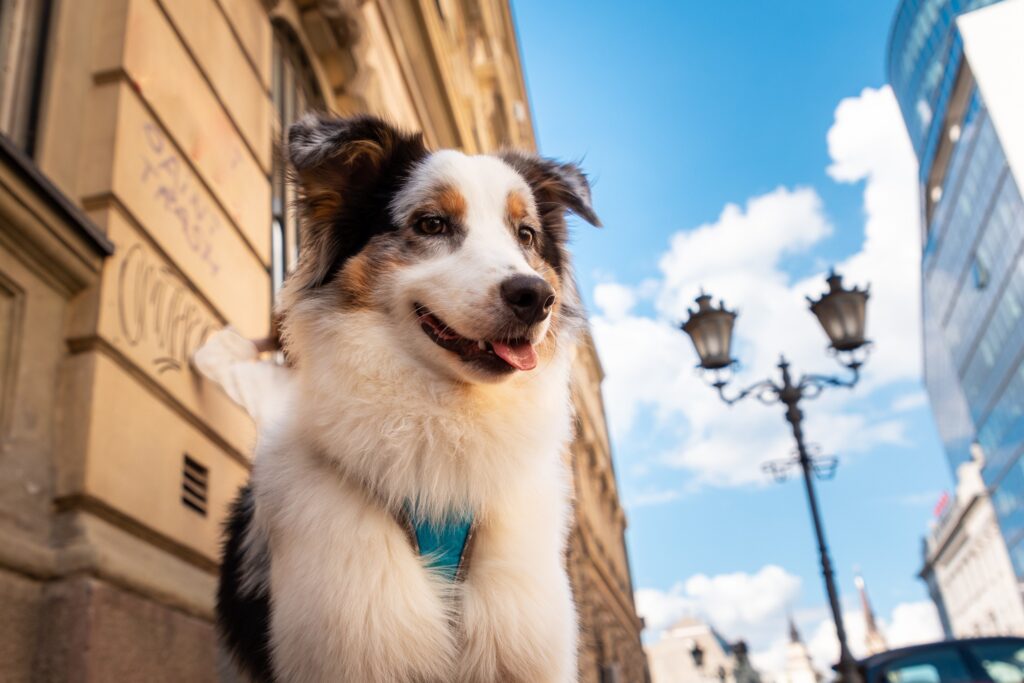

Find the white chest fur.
xmin=245 ymin=312 xmax=581 ymax=682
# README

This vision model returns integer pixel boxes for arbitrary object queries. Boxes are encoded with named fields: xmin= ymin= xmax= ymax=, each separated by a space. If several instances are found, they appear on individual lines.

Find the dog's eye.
xmin=415 ymin=216 xmax=448 ymax=235
xmin=517 ymin=226 xmax=536 ymax=247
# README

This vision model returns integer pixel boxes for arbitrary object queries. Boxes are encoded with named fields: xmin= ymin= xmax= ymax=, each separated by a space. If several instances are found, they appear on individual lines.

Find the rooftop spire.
xmin=856 ymin=572 xmax=888 ymax=655
xmin=783 ymin=614 xmax=819 ymax=683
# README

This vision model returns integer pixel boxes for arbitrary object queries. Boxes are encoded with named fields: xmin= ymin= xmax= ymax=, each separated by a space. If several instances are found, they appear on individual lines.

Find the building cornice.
xmin=920 ymin=493 xmax=982 ymax=575
xmin=0 ymin=134 xmax=112 ymax=257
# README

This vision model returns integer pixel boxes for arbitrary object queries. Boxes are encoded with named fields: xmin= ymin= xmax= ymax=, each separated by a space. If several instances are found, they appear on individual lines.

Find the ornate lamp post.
xmin=690 ymin=641 xmax=704 ymax=669
xmin=680 ymin=271 xmax=870 ymax=683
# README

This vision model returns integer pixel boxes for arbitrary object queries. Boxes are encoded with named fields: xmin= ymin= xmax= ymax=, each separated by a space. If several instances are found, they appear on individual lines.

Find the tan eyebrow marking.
xmin=435 ymin=185 xmax=467 ymax=221
xmin=506 ymin=191 xmax=529 ymax=223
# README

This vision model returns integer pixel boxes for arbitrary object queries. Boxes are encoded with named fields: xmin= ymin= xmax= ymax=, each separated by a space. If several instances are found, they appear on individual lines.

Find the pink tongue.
xmin=490 ymin=341 xmax=538 ymax=371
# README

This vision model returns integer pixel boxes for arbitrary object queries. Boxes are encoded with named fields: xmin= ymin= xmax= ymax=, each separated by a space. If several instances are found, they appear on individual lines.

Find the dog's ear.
xmin=286 ymin=114 xmax=426 ymax=291
xmin=498 ymin=150 xmax=601 ymax=228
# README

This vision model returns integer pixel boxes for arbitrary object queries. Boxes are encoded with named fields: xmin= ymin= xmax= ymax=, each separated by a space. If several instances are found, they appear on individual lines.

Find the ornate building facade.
xmin=920 ymin=445 xmax=1024 ymax=638
xmin=0 ymin=0 xmax=645 ymax=680
xmin=570 ymin=336 xmax=650 ymax=683
xmin=645 ymin=616 xmax=760 ymax=683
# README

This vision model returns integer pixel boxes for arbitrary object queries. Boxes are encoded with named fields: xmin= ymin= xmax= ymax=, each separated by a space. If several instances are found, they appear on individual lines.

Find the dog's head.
xmin=279 ymin=114 xmax=600 ymax=384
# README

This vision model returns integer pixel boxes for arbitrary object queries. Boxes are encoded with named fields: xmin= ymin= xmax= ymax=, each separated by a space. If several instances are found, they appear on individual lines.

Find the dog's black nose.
xmin=501 ymin=275 xmax=555 ymax=325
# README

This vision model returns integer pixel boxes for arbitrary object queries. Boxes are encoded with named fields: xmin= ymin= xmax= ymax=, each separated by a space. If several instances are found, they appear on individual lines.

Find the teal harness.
xmin=398 ymin=505 xmax=476 ymax=583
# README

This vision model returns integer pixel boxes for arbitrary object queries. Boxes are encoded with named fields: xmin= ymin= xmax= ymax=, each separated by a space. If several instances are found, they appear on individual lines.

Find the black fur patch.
xmin=217 ymin=485 xmax=275 ymax=683
xmin=287 ymin=114 xmax=428 ymax=293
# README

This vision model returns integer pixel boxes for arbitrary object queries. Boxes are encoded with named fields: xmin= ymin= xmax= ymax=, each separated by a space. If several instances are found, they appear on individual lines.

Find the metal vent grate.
xmin=181 ymin=454 xmax=208 ymax=516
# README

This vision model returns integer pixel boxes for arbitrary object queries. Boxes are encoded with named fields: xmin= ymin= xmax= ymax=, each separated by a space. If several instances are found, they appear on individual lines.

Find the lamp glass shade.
xmin=682 ymin=294 xmax=737 ymax=370
xmin=808 ymin=273 xmax=869 ymax=352
xmin=690 ymin=642 xmax=705 ymax=668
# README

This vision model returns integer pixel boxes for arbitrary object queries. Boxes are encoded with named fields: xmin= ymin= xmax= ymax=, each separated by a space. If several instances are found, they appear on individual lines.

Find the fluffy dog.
xmin=213 ymin=114 xmax=600 ymax=682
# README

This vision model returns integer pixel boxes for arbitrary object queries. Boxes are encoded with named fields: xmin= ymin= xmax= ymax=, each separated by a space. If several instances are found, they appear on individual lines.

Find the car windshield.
xmin=967 ymin=642 xmax=1024 ymax=683
xmin=876 ymin=642 xmax=1024 ymax=683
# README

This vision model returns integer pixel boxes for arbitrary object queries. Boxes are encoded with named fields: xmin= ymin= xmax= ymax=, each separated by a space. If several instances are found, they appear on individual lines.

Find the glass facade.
xmin=890 ymin=0 xmax=1024 ymax=577
xmin=888 ymin=0 xmax=1001 ymax=156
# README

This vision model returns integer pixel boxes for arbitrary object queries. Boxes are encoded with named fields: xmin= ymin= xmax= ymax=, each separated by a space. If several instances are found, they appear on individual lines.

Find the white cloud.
xmin=628 ymin=488 xmax=681 ymax=508
xmin=827 ymin=86 xmax=923 ymax=390
xmin=740 ymin=602 xmax=942 ymax=680
xmin=887 ymin=600 xmax=945 ymax=647
xmin=894 ymin=490 xmax=944 ymax=508
xmin=636 ymin=585 xmax=701 ymax=638
xmin=591 ymin=310 xmax=693 ymax=441
xmin=638 ymin=524 xmax=942 ymax=679
xmin=805 ymin=601 xmax=942 ymax=672
xmin=636 ymin=565 xmax=802 ymax=644
xmin=750 ymin=638 xmax=790 ymax=681
xmin=639 ymin=569 xmax=942 ymax=680
xmin=655 ymin=185 xmax=831 ymax=328
xmin=591 ymin=85 xmax=921 ymax=490
xmin=593 ymin=282 xmax=638 ymax=322
xmin=892 ymin=390 xmax=929 ymax=413
xmin=806 ymin=611 xmax=864 ymax=671
xmin=687 ymin=566 xmax=804 ymax=639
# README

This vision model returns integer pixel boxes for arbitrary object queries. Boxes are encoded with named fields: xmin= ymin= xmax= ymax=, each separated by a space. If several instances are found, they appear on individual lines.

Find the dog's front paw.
xmin=192 ymin=327 xmax=293 ymax=424
xmin=192 ymin=327 xmax=259 ymax=380
xmin=458 ymin=567 xmax=578 ymax=683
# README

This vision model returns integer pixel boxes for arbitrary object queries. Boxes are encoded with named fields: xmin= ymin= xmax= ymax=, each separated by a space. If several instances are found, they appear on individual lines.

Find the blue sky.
xmin=514 ymin=0 xmax=952 ymax=668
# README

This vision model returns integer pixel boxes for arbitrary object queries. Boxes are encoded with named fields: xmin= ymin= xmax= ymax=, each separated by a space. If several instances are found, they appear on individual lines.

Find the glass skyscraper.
xmin=889 ymin=0 xmax=1024 ymax=576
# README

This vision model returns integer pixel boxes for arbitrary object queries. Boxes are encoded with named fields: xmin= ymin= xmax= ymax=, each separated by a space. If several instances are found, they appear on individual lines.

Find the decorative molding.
xmin=0 ymin=133 xmax=112 ymax=261
xmin=0 ymin=270 xmax=24 ymax=435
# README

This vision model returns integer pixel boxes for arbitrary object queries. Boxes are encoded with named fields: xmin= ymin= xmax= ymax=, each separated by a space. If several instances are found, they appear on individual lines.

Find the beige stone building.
xmin=0 ymin=0 xmax=646 ymax=680
xmin=779 ymin=620 xmax=820 ymax=683
xmin=920 ymin=445 xmax=1024 ymax=639
xmin=645 ymin=617 xmax=760 ymax=683
xmin=570 ymin=336 xmax=650 ymax=683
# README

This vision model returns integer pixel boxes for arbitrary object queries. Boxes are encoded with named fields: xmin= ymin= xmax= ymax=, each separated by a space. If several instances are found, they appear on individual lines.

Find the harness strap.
xmin=319 ymin=454 xmax=478 ymax=583
xmin=395 ymin=505 xmax=476 ymax=583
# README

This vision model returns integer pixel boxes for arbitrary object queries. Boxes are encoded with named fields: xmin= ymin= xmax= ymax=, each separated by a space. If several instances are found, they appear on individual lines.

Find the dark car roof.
xmin=860 ymin=637 xmax=1024 ymax=671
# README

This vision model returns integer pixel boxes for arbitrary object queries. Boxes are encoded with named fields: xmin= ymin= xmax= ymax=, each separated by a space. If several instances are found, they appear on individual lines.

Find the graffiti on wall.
xmin=117 ymin=243 xmax=217 ymax=374
xmin=140 ymin=122 xmax=222 ymax=276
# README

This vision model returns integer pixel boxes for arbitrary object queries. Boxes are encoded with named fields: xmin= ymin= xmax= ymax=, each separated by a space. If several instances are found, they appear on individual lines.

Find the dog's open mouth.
xmin=415 ymin=304 xmax=537 ymax=372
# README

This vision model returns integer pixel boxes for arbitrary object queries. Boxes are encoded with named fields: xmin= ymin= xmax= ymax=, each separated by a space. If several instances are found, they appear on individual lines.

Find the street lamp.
xmin=679 ymin=270 xmax=869 ymax=683
xmin=690 ymin=641 xmax=705 ymax=669
xmin=681 ymin=293 xmax=737 ymax=370
xmin=808 ymin=273 xmax=870 ymax=354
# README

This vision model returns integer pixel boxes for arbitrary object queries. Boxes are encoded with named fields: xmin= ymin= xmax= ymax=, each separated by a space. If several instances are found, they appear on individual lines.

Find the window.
xmin=880 ymin=649 xmax=971 ymax=683
xmin=270 ymin=22 xmax=325 ymax=300
xmin=969 ymin=642 xmax=1024 ymax=683
xmin=599 ymin=664 xmax=621 ymax=683
xmin=875 ymin=642 xmax=1024 ymax=683
xmin=0 ymin=0 xmax=51 ymax=152
xmin=972 ymin=252 xmax=990 ymax=290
